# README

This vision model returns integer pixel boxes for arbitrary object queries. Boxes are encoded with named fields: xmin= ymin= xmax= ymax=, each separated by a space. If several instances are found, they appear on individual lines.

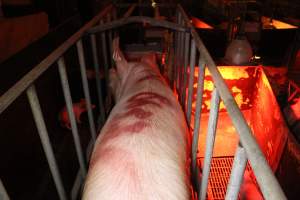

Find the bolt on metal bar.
xmin=199 ymin=88 xmax=221 ymax=200
xmin=186 ymin=39 xmax=196 ymax=124
xmin=225 ymin=145 xmax=248 ymax=200
xmin=26 ymin=84 xmax=67 ymax=200
xmin=76 ymin=40 xmax=97 ymax=142
xmin=192 ymin=58 xmax=205 ymax=187
xmin=177 ymin=5 xmax=286 ymax=200
xmin=57 ymin=57 xmax=87 ymax=177
xmin=90 ymin=34 xmax=105 ymax=125
xmin=100 ymin=19 xmax=109 ymax=89
xmin=0 ymin=179 xmax=10 ymax=200
xmin=181 ymin=32 xmax=190 ymax=109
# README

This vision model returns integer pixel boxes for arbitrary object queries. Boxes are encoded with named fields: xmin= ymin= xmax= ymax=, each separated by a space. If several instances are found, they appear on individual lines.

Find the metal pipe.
xmin=76 ymin=40 xmax=97 ymax=142
xmin=123 ymin=4 xmax=137 ymax=18
xmin=177 ymin=5 xmax=286 ymax=200
xmin=0 ymin=179 xmax=10 ymax=200
xmin=181 ymin=32 xmax=190 ymax=109
xmin=0 ymin=4 xmax=114 ymax=114
xmin=90 ymin=34 xmax=105 ymax=125
xmin=192 ymin=58 xmax=205 ymax=187
xmin=225 ymin=145 xmax=248 ymax=200
xmin=57 ymin=57 xmax=87 ymax=177
xmin=107 ymin=13 xmax=113 ymax=66
xmin=26 ymin=85 xmax=67 ymax=200
xmin=100 ymin=19 xmax=109 ymax=88
xmin=178 ymin=15 xmax=185 ymax=101
xmin=174 ymin=13 xmax=180 ymax=90
xmin=186 ymin=39 xmax=196 ymax=124
xmin=199 ymin=88 xmax=221 ymax=200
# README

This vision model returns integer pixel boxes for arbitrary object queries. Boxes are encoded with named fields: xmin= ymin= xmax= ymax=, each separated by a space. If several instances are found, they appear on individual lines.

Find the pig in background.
xmin=82 ymin=38 xmax=191 ymax=200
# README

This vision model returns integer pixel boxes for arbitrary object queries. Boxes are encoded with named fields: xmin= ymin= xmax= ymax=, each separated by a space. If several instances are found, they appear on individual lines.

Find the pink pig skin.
xmin=82 ymin=38 xmax=190 ymax=200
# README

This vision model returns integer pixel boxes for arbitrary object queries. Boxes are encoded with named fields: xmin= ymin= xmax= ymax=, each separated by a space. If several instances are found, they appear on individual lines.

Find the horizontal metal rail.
xmin=177 ymin=4 xmax=286 ymax=200
xmin=0 ymin=4 xmax=114 ymax=114
xmin=87 ymin=16 xmax=189 ymax=34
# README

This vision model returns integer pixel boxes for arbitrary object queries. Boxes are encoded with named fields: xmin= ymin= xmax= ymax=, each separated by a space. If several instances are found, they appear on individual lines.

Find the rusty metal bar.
xmin=57 ymin=57 xmax=87 ymax=177
xmin=123 ymin=4 xmax=137 ymax=18
xmin=199 ymin=88 xmax=221 ymax=200
xmin=0 ymin=179 xmax=10 ymax=200
xmin=100 ymin=19 xmax=109 ymax=88
xmin=88 ymin=16 xmax=189 ymax=34
xmin=192 ymin=58 xmax=205 ymax=186
xmin=186 ymin=39 xmax=196 ymax=124
xmin=26 ymin=84 xmax=67 ymax=200
xmin=225 ymin=145 xmax=248 ymax=200
xmin=178 ymin=5 xmax=286 ymax=200
xmin=181 ymin=32 xmax=190 ymax=108
xmin=0 ymin=4 xmax=113 ymax=114
xmin=90 ymin=34 xmax=105 ymax=124
xmin=76 ymin=40 xmax=97 ymax=142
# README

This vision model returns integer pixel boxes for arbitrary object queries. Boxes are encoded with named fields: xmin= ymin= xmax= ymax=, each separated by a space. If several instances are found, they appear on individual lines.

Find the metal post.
xmin=192 ymin=58 xmax=205 ymax=186
xmin=179 ymin=19 xmax=185 ymax=103
xmin=76 ymin=40 xmax=97 ymax=142
xmin=0 ymin=179 xmax=10 ymax=200
xmin=57 ymin=57 xmax=87 ymax=177
xmin=225 ymin=145 xmax=248 ymax=200
xmin=199 ymin=88 xmax=221 ymax=200
xmin=100 ymin=20 xmax=109 ymax=88
xmin=90 ymin=34 xmax=105 ymax=125
xmin=181 ymin=32 xmax=190 ymax=109
xmin=174 ymin=13 xmax=180 ymax=90
xmin=107 ymin=13 xmax=113 ymax=66
xmin=26 ymin=85 xmax=67 ymax=200
xmin=186 ymin=39 xmax=196 ymax=124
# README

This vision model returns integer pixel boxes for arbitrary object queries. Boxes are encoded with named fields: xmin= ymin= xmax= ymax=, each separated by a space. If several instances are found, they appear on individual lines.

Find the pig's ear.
xmin=112 ymin=37 xmax=128 ymax=77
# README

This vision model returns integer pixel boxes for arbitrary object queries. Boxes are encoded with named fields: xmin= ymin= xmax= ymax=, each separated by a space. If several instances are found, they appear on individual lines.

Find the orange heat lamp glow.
xmin=291 ymin=98 xmax=300 ymax=119
xmin=191 ymin=17 xmax=214 ymax=29
xmin=262 ymin=16 xmax=298 ymax=29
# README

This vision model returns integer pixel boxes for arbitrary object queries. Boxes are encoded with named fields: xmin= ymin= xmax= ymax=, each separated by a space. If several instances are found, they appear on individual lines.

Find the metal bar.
xmin=107 ymin=13 xmax=113 ymax=66
xmin=26 ymin=84 xmax=67 ymax=200
xmin=90 ymin=34 xmax=106 ymax=124
xmin=100 ymin=19 xmax=109 ymax=88
xmin=199 ymin=88 xmax=221 ymax=200
xmin=178 ymin=20 xmax=184 ymax=101
xmin=76 ymin=40 xmax=97 ymax=142
xmin=181 ymin=32 xmax=190 ymax=109
xmin=88 ymin=16 xmax=190 ymax=34
xmin=192 ymin=58 xmax=205 ymax=187
xmin=177 ymin=5 xmax=286 ymax=200
xmin=123 ymin=3 xmax=137 ymax=18
xmin=116 ymin=3 xmax=176 ymax=8
xmin=0 ymin=4 xmax=113 ymax=114
xmin=174 ymin=13 xmax=180 ymax=90
xmin=0 ymin=179 xmax=10 ymax=200
xmin=57 ymin=57 xmax=87 ymax=177
xmin=154 ymin=5 xmax=160 ymax=20
xmin=225 ymin=145 xmax=248 ymax=200
xmin=186 ymin=39 xmax=196 ymax=124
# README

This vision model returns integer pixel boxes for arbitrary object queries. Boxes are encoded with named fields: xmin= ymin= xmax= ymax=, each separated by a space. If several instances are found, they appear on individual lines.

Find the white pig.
xmin=82 ymin=38 xmax=190 ymax=200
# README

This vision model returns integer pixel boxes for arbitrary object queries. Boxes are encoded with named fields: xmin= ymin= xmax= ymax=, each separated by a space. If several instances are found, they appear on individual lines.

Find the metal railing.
xmin=0 ymin=2 xmax=286 ymax=200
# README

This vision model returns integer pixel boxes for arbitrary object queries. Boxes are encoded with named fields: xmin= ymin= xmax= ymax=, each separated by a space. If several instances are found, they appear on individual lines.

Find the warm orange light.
xmin=191 ymin=17 xmax=214 ymax=29
xmin=262 ymin=16 xmax=297 ymax=29
xmin=291 ymin=97 xmax=300 ymax=119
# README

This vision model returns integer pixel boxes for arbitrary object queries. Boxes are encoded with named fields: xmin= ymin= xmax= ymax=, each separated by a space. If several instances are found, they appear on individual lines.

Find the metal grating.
xmin=197 ymin=156 xmax=257 ymax=200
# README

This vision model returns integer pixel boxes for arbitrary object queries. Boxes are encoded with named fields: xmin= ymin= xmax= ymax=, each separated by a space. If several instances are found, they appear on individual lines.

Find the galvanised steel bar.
xmin=186 ymin=39 xmax=196 ymax=124
xmin=100 ymin=19 xmax=109 ymax=88
xmin=177 ymin=5 xmax=286 ymax=200
xmin=199 ymin=88 xmax=221 ymax=200
xmin=76 ymin=40 xmax=97 ymax=142
xmin=192 ymin=58 xmax=205 ymax=187
xmin=178 ymin=15 xmax=185 ymax=101
xmin=225 ymin=145 xmax=248 ymax=200
xmin=57 ymin=57 xmax=87 ymax=177
xmin=90 ymin=34 xmax=105 ymax=124
xmin=174 ymin=12 xmax=180 ymax=90
xmin=181 ymin=32 xmax=190 ymax=110
xmin=26 ymin=84 xmax=67 ymax=200
xmin=0 ymin=4 xmax=113 ymax=114
xmin=88 ymin=16 xmax=189 ymax=34
xmin=0 ymin=179 xmax=10 ymax=200
xmin=107 ymin=13 xmax=113 ymax=66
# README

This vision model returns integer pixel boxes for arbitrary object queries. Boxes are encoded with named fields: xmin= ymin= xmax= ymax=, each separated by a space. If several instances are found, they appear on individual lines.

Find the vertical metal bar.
xmin=199 ymin=88 xmax=221 ymax=200
xmin=26 ymin=85 xmax=67 ymax=200
xmin=90 ymin=34 xmax=105 ymax=124
xmin=186 ymin=39 xmax=196 ymax=124
xmin=100 ymin=20 xmax=109 ymax=87
xmin=76 ymin=40 xmax=97 ymax=142
xmin=179 ymin=20 xmax=185 ymax=103
xmin=107 ymin=13 xmax=113 ymax=65
xmin=175 ymin=13 xmax=181 ymax=90
xmin=57 ymin=57 xmax=87 ymax=177
xmin=192 ymin=58 xmax=205 ymax=186
xmin=0 ymin=179 xmax=10 ymax=200
xmin=225 ymin=145 xmax=248 ymax=200
xmin=181 ymin=32 xmax=190 ymax=109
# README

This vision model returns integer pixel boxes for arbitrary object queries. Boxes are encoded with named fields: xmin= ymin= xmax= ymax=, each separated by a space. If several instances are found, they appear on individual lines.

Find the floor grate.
xmin=197 ymin=156 xmax=259 ymax=200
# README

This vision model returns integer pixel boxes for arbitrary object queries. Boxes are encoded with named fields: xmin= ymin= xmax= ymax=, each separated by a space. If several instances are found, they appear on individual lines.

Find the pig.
xmin=82 ymin=38 xmax=190 ymax=200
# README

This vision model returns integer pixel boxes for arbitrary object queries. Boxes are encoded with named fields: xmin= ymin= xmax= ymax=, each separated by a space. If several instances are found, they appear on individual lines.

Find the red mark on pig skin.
xmin=137 ymin=74 xmax=160 ymax=83
xmin=122 ymin=121 xmax=149 ymax=133
xmin=127 ymin=92 xmax=171 ymax=109
xmin=125 ymin=108 xmax=153 ymax=119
